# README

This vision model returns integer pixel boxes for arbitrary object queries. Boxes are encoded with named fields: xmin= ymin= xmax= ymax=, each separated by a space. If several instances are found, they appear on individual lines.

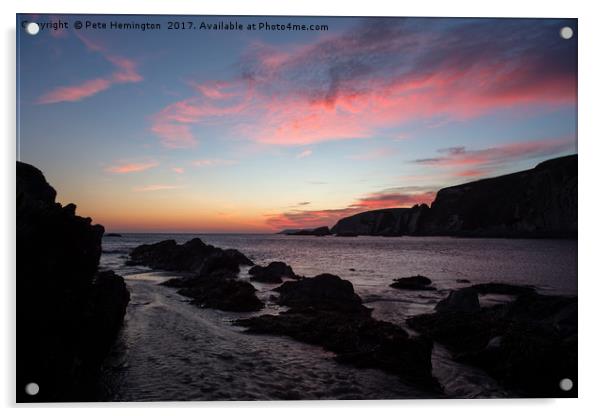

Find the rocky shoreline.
xmin=125 ymin=235 xmax=577 ymax=397
xmin=408 ymin=286 xmax=577 ymax=397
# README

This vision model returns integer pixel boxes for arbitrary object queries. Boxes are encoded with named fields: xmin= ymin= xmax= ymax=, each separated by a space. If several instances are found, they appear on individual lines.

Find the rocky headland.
xmin=17 ymin=161 xmax=130 ymax=402
xmin=331 ymin=155 xmax=577 ymax=238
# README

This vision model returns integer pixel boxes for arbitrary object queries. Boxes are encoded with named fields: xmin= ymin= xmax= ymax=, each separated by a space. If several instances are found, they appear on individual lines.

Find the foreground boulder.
xmin=236 ymin=274 xmax=440 ymax=392
xmin=128 ymin=238 xmax=253 ymax=273
xmin=274 ymin=274 xmax=367 ymax=313
xmin=249 ymin=261 xmax=298 ymax=283
xmin=390 ymin=275 xmax=436 ymax=291
xmin=17 ymin=162 xmax=130 ymax=402
xmin=435 ymin=288 xmax=480 ymax=313
xmin=407 ymin=287 xmax=577 ymax=397
xmin=163 ymin=273 xmax=263 ymax=312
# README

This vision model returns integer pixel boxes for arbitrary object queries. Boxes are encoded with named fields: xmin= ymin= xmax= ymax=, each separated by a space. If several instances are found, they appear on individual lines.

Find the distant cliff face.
xmin=330 ymin=205 xmax=429 ymax=236
xmin=331 ymin=155 xmax=577 ymax=238
xmin=17 ymin=162 xmax=130 ymax=402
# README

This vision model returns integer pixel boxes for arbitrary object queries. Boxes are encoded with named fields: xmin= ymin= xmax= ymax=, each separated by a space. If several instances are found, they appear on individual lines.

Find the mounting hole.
xmin=560 ymin=26 xmax=574 ymax=40
xmin=25 ymin=22 xmax=40 ymax=36
xmin=559 ymin=378 xmax=573 ymax=391
xmin=25 ymin=382 xmax=39 ymax=396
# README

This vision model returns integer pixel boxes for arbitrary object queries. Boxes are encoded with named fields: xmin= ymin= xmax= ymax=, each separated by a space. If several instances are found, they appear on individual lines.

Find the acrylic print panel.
xmin=16 ymin=14 xmax=577 ymax=402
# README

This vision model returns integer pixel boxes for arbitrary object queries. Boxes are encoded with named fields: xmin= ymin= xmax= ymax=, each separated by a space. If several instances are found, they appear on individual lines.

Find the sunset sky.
xmin=17 ymin=15 xmax=577 ymax=232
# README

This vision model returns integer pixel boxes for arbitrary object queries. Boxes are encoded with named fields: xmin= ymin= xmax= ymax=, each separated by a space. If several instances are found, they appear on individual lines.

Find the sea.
xmin=98 ymin=233 xmax=578 ymax=401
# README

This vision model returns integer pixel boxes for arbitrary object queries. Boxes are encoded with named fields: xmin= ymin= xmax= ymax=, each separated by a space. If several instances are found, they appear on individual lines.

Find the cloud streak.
xmin=413 ymin=136 xmax=575 ymax=177
xmin=265 ymin=186 xmax=436 ymax=230
xmin=133 ymin=184 xmax=184 ymax=192
xmin=105 ymin=160 xmax=159 ymax=174
xmin=37 ymin=33 xmax=142 ymax=104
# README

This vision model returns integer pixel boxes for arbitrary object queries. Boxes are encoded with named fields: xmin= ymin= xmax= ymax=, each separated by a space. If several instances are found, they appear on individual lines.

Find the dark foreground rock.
xmin=275 ymin=274 xmax=367 ymax=312
xmin=407 ymin=287 xmax=577 ymax=397
xmin=435 ymin=288 xmax=480 ymax=313
xmin=249 ymin=261 xmax=298 ymax=283
xmin=236 ymin=274 xmax=440 ymax=392
xmin=17 ymin=161 xmax=130 ymax=402
xmin=390 ymin=275 xmax=436 ymax=291
xmin=331 ymin=155 xmax=577 ymax=238
xmin=128 ymin=238 xmax=253 ymax=273
xmin=162 ymin=273 xmax=263 ymax=312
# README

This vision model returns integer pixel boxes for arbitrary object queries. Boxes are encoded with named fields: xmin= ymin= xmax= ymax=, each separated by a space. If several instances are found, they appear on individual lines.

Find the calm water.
xmin=99 ymin=234 xmax=577 ymax=401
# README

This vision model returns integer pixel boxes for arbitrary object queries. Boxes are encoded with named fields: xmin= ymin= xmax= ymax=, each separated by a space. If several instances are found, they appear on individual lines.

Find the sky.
xmin=17 ymin=15 xmax=577 ymax=233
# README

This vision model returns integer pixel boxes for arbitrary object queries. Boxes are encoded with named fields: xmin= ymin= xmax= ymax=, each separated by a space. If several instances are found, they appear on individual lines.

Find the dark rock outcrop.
xmin=331 ymin=155 xmax=577 ymax=238
xmin=236 ymin=274 xmax=440 ymax=392
xmin=407 ymin=290 xmax=577 ymax=397
xmin=128 ymin=238 xmax=253 ymax=273
xmin=281 ymin=226 xmax=331 ymax=236
xmin=162 ymin=273 xmax=263 ymax=312
xmin=390 ymin=275 xmax=436 ymax=291
xmin=470 ymin=282 xmax=536 ymax=296
xmin=435 ymin=288 xmax=480 ymax=313
xmin=132 ymin=238 xmax=263 ymax=312
xmin=17 ymin=161 xmax=130 ymax=402
xmin=274 ymin=274 xmax=367 ymax=313
xmin=331 ymin=204 xmax=429 ymax=236
xmin=249 ymin=261 xmax=297 ymax=283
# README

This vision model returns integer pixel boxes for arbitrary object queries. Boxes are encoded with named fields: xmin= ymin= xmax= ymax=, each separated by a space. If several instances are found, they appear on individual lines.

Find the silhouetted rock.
xmin=163 ymin=273 xmax=263 ymax=312
xmin=275 ymin=274 xmax=367 ymax=313
xmin=281 ymin=226 xmax=331 ymax=236
xmin=249 ymin=261 xmax=297 ymax=283
xmin=390 ymin=275 xmax=436 ymax=291
xmin=236 ymin=273 xmax=440 ymax=392
xmin=435 ymin=288 xmax=480 ymax=313
xmin=470 ymin=282 xmax=536 ymax=296
xmin=85 ymin=270 xmax=131 ymax=356
xmin=332 ymin=204 xmax=429 ymax=236
xmin=17 ymin=161 xmax=130 ymax=402
xmin=407 ymin=291 xmax=577 ymax=397
xmin=129 ymin=238 xmax=252 ymax=273
xmin=456 ymin=279 xmax=471 ymax=284
xmin=331 ymin=155 xmax=577 ymax=238
xmin=105 ymin=233 xmax=122 ymax=237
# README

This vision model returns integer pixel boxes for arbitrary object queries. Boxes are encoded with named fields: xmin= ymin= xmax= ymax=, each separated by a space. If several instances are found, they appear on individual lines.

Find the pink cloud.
xmin=265 ymin=187 xmax=436 ymax=230
xmin=38 ymin=33 xmax=142 ymax=104
xmin=150 ymin=83 xmax=252 ymax=148
xmin=172 ymin=167 xmax=185 ymax=174
xmin=38 ymin=78 xmax=113 ymax=104
xmin=150 ymin=20 xmax=575 ymax=148
xmin=133 ymin=184 xmax=183 ymax=192
xmin=105 ymin=160 xmax=158 ymax=174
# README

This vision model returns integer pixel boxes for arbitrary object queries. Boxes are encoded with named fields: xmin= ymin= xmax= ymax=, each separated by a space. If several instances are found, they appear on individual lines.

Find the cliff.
xmin=331 ymin=155 xmax=577 ymax=238
xmin=17 ymin=162 xmax=130 ymax=402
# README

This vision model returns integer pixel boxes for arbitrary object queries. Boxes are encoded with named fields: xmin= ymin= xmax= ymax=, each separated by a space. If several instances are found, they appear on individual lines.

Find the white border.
xmin=3 ymin=0 xmax=601 ymax=414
